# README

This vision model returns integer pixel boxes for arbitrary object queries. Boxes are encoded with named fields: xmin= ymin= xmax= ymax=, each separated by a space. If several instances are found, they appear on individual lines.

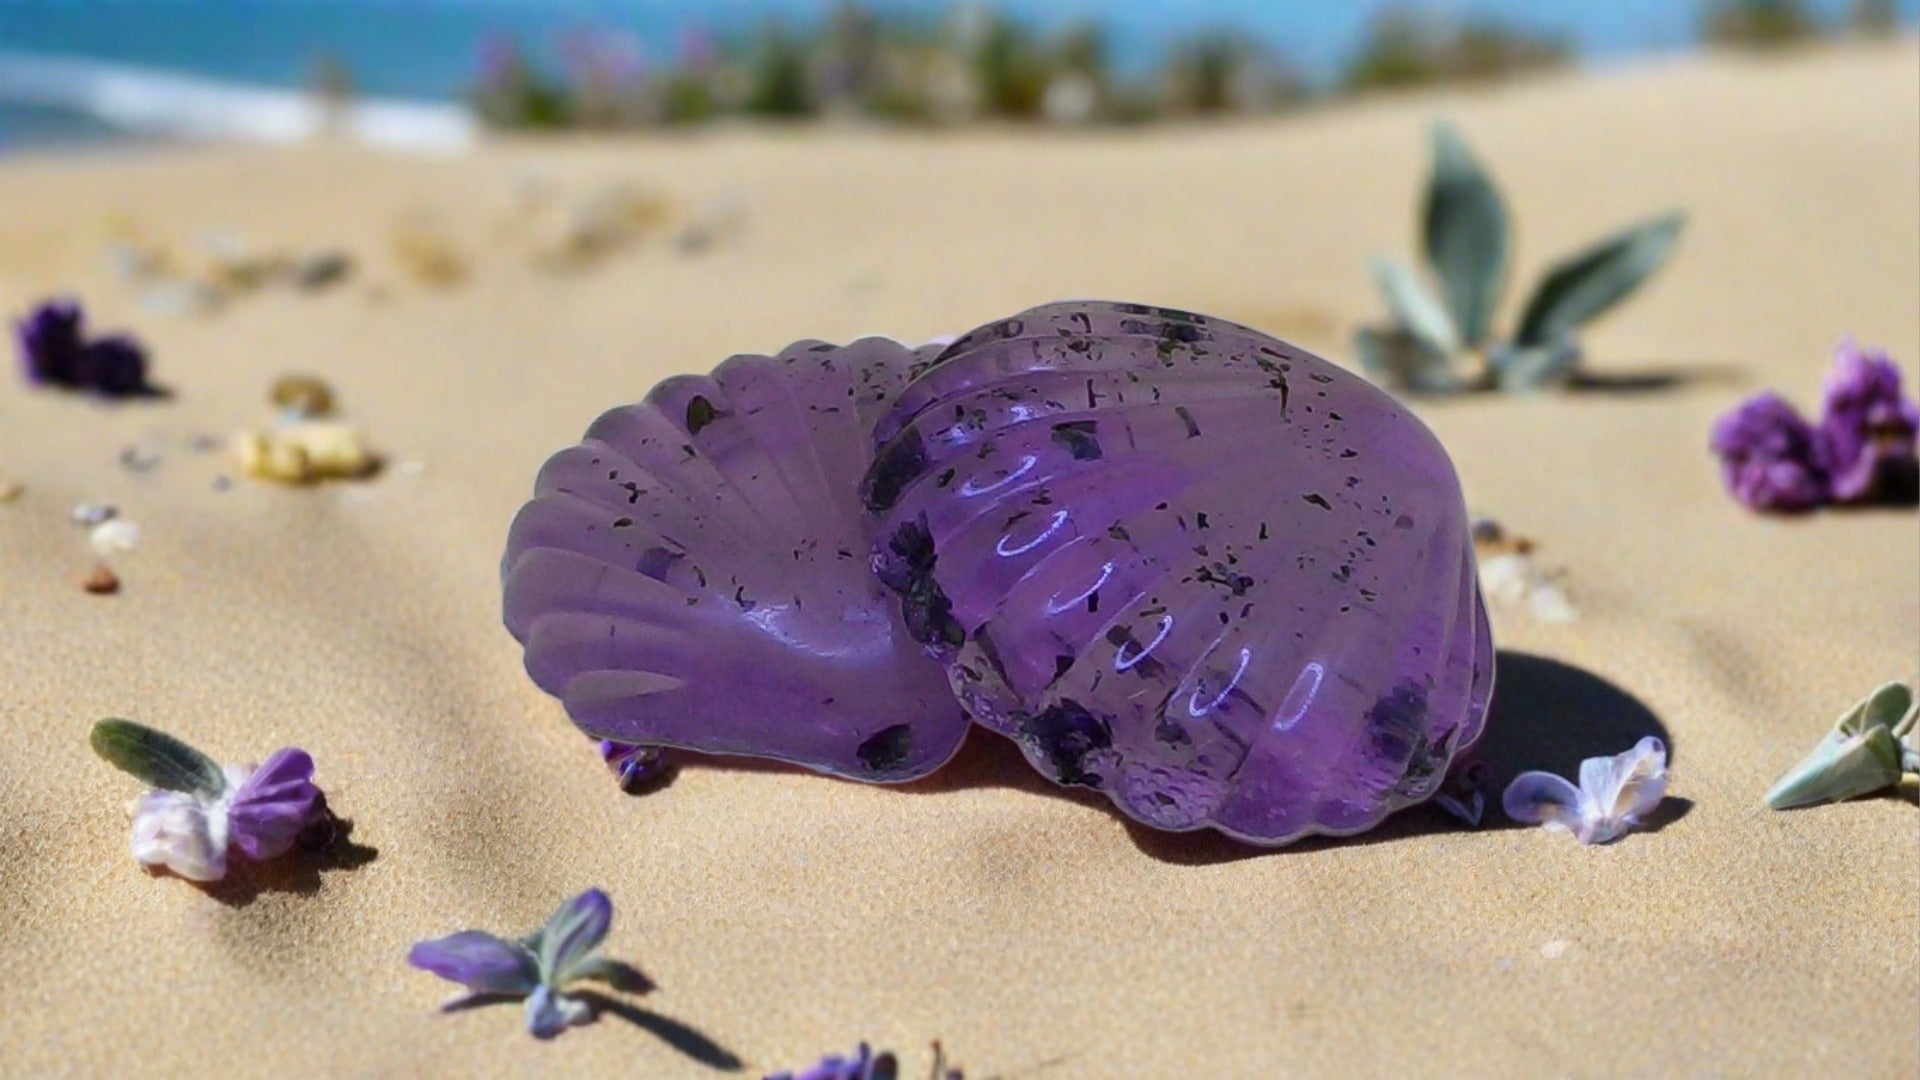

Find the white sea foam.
xmin=0 ymin=51 xmax=475 ymax=153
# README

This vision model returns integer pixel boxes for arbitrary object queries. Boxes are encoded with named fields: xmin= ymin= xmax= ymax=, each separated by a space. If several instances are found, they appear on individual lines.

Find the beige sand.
xmin=2 ymin=39 xmax=1916 ymax=1079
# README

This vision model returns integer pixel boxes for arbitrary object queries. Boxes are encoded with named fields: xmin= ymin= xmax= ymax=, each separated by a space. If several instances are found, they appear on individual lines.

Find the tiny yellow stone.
xmin=269 ymin=373 xmax=336 ymax=418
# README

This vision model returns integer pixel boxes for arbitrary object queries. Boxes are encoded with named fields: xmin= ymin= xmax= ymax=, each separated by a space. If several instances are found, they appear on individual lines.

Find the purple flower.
xmin=75 ymin=335 xmax=151 ymax=398
xmin=1709 ymin=391 xmax=1828 ymax=512
xmin=15 ymin=298 xmax=85 ymax=385
xmin=409 ymin=888 xmax=632 ymax=1040
xmin=765 ymin=1044 xmax=900 ymax=1080
xmin=227 ymin=748 xmax=327 ymax=861
xmin=13 ymin=298 xmax=152 ymax=397
xmin=599 ymin=739 xmax=670 ymax=792
xmin=1813 ymin=339 xmax=1919 ymax=504
xmin=1503 ymin=736 xmax=1668 ymax=845
xmin=91 ymin=719 xmax=331 ymax=882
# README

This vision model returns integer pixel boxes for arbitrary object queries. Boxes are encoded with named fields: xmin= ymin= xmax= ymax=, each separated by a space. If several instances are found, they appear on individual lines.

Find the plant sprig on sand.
xmin=1358 ymin=121 xmax=1686 ymax=394
xmin=1767 ymin=682 xmax=1920 ymax=809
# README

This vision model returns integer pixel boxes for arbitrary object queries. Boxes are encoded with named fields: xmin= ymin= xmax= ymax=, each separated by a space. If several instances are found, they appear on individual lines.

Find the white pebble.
xmin=89 ymin=519 xmax=142 ymax=558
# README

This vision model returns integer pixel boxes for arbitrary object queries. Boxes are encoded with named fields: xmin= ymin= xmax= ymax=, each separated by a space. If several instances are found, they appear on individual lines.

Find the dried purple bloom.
xmin=76 ymin=335 xmax=151 ymax=398
xmin=409 ymin=888 xmax=631 ymax=1040
xmin=226 ymin=748 xmax=326 ymax=861
xmin=765 ymin=1043 xmax=899 ymax=1080
xmin=599 ymin=739 xmax=670 ymax=792
xmin=13 ymin=298 xmax=152 ymax=397
xmin=90 ymin=719 xmax=331 ymax=881
xmin=1813 ymin=339 xmax=1919 ymax=504
xmin=15 ymin=298 xmax=85 ymax=385
xmin=1502 ymin=736 xmax=1668 ymax=845
xmin=1709 ymin=392 xmax=1827 ymax=512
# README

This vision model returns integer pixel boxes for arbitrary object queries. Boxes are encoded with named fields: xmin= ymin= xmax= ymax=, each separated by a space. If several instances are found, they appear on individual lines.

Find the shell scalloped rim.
xmin=504 ymin=301 xmax=1495 ymax=846
xmin=503 ymin=337 xmax=970 ymax=781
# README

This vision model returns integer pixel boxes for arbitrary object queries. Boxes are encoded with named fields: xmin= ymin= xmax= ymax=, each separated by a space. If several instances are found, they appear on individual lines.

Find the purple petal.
xmin=226 ymin=748 xmax=327 ymax=861
xmin=1709 ymin=392 xmax=1829 ymax=512
xmin=408 ymin=931 xmax=539 ymax=995
xmin=1501 ymin=770 xmax=1588 ymax=832
xmin=765 ymin=1043 xmax=892 ymax=1080
xmin=1813 ymin=340 xmax=1919 ymax=504
xmin=536 ymin=888 xmax=612 ymax=985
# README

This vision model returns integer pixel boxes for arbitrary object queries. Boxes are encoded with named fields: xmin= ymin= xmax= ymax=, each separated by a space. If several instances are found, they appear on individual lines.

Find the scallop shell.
xmin=862 ymin=301 xmax=1494 ymax=844
xmin=503 ymin=337 xmax=969 ymax=781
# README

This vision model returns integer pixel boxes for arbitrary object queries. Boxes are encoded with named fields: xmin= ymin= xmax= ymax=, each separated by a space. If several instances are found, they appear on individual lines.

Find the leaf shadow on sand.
xmin=1564 ymin=359 xmax=1748 ymax=396
xmin=1125 ymin=650 xmax=1685 ymax=865
xmin=197 ymin=815 xmax=379 ymax=907
xmin=440 ymin=985 xmax=743 ymax=1071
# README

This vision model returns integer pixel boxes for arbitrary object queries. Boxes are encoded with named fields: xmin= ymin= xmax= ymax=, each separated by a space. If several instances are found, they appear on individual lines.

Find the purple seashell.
xmin=863 ymin=301 xmax=1493 ymax=845
xmin=1709 ymin=391 xmax=1828 ymax=513
xmin=227 ymin=747 xmax=328 ymax=861
xmin=503 ymin=338 xmax=969 ymax=781
xmin=503 ymin=302 xmax=1494 ymax=847
xmin=1813 ymin=339 xmax=1919 ymax=504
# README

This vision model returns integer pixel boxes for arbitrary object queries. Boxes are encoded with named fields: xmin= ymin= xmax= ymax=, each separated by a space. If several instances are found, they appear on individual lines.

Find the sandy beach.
xmin=2 ymin=38 xmax=1916 ymax=1078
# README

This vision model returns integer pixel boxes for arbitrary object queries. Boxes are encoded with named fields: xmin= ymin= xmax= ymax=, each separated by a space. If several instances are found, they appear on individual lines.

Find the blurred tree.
xmin=746 ymin=24 xmax=814 ymax=117
xmin=1701 ymin=0 xmax=1823 ymax=49
xmin=972 ymin=13 xmax=1047 ymax=119
xmin=1344 ymin=8 xmax=1567 ymax=93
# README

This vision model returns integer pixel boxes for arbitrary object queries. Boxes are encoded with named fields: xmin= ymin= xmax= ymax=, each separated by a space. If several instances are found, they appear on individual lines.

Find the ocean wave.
xmin=0 ymin=50 xmax=475 ymax=153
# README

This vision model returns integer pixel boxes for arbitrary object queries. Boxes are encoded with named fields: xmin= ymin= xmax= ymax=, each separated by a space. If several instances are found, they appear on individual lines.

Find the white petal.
xmin=1501 ymin=770 xmax=1589 ymax=834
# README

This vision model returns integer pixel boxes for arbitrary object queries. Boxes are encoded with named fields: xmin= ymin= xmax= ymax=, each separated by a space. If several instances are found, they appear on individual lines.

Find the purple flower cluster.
xmin=15 ymin=298 xmax=153 ymax=398
xmin=1711 ymin=340 xmax=1918 ymax=512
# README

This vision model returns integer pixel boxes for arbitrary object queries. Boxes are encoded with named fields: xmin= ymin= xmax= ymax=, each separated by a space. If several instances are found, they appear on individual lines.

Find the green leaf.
xmin=1514 ymin=212 xmax=1685 ymax=347
xmin=1369 ymin=256 xmax=1460 ymax=356
xmin=1764 ymin=725 xmax=1905 ymax=810
xmin=90 ymin=719 xmax=227 ymax=796
xmin=1354 ymin=326 xmax=1468 ymax=395
xmin=1422 ymin=121 xmax=1509 ymax=348
xmin=1835 ymin=681 xmax=1913 ymax=738
xmin=1490 ymin=338 xmax=1585 ymax=391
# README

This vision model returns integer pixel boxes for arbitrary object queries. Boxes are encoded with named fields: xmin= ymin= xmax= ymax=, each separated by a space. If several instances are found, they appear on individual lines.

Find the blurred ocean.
xmin=0 ymin=0 xmax=1913 ymax=151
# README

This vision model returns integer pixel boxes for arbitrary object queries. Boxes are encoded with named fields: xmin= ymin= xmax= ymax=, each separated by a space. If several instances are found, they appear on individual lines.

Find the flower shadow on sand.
xmin=197 ymin=816 xmax=379 ymax=907
xmin=1125 ymin=650 xmax=1687 ymax=865
xmin=443 ymin=979 xmax=744 ymax=1071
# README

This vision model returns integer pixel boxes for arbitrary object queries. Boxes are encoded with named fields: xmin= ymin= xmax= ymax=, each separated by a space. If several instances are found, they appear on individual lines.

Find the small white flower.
xmin=1478 ymin=551 xmax=1577 ymax=623
xmin=123 ymin=762 xmax=255 ymax=882
xmin=1502 ymin=736 xmax=1668 ymax=845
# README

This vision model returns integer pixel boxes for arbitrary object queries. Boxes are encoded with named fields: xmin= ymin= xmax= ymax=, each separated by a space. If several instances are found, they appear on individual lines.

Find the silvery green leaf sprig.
xmin=1766 ymin=681 xmax=1919 ymax=810
xmin=408 ymin=888 xmax=650 ymax=1039
xmin=1358 ymin=121 xmax=1686 ymax=394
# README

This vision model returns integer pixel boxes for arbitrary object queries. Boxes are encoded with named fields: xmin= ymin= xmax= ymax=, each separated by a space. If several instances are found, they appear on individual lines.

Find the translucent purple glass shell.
xmin=503 ymin=338 xmax=969 ymax=781
xmin=503 ymin=301 xmax=1494 ymax=846
xmin=863 ymin=302 xmax=1493 ymax=844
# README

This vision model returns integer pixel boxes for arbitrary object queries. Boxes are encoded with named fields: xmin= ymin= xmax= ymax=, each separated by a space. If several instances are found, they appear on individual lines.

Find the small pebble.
xmin=89 ymin=519 xmax=141 ymax=558
xmin=0 ymin=478 xmax=22 ymax=503
xmin=1469 ymin=517 xmax=1504 ymax=545
xmin=71 ymin=502 xmax=118 ymax=526
xmin=270 ymin=373 xmax=336 ymax=419
xmin=234 ymin=421 xmax=378 ymax=484
xmin=1540 ymin=940 xmax=1570 ymax=960
xmin=79 ymin=563 xmax=120 ymax=595
xmin=292 ymin=252 xmax=353 ymax=290
xmin=119 ymin=444 xmax=163 ymax=473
